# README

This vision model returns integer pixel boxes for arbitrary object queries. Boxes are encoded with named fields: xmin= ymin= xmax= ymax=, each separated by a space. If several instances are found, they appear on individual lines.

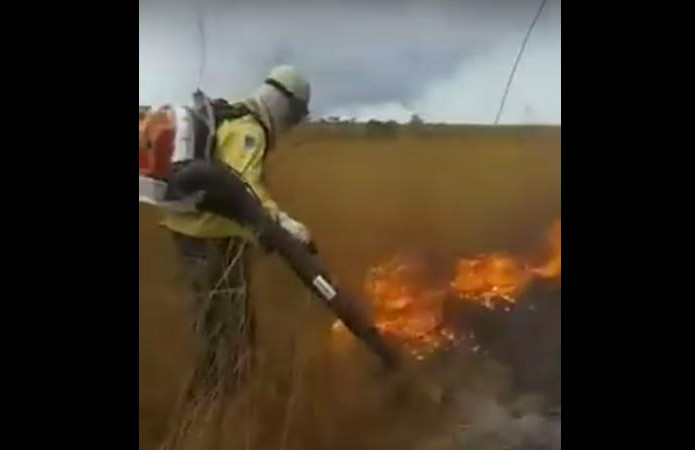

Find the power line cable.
xmin=494 ymin=0 xmax=549 ymax=125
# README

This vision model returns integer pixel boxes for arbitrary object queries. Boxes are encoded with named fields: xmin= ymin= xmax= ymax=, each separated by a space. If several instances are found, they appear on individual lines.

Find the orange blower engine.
xmin=139 ymin=108 xmax=177 ymax=180
xmin=138 ymin=97 xmax=216 ymax=213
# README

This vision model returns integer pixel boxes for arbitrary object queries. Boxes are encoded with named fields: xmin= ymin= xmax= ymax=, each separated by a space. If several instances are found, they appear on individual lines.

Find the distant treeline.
xmin=139 ymin=105 xmax=424 ymax=127
xmin=319 ymin=114 xmax=425 ymax=126
xmin=138 ymin=105 xmax=558 ymax=140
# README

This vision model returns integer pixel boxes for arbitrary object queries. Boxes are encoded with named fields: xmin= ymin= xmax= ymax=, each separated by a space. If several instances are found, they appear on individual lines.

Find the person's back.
xmin=161 ymin=108 xmax=275 ymax=241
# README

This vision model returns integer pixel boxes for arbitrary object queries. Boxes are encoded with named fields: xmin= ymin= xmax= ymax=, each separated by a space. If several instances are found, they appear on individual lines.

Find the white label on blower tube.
xmin=312 ymin=275 xmax=337 ymax=301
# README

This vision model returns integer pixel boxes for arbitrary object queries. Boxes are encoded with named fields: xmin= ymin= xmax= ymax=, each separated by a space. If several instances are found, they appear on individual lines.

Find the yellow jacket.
xmin=161 ymin=105 xmax=279 ymax=240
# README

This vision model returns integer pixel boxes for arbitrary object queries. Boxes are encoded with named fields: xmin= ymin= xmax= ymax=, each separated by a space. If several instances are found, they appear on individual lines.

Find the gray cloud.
xmin=139 ymin=0 xmax=560 ymax=124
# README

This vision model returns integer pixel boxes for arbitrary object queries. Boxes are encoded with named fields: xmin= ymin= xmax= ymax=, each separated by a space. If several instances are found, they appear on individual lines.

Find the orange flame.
xmin=531 ymin=219 xmax=561 ymax=280
xmin=362 ymin=256 xmax=456 ymax=359
xmin=331 ymin=220 xmax=561 ymax=359
xmin=450 ymin=220 xmax=561 ymax=307
xmin=450 ymin=253 xmax=532 ymax=309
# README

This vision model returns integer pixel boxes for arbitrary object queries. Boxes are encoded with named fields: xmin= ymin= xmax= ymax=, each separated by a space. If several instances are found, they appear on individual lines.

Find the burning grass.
xmin=139 ymin=125 xmax=560 ymax=450
xmin=332 ymin=220 xmax=561 ymax=361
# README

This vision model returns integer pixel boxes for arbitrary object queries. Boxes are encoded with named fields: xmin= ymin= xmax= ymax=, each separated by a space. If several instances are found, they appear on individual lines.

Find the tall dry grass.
xmin=139 ymin=125 xmax=560 ymax=450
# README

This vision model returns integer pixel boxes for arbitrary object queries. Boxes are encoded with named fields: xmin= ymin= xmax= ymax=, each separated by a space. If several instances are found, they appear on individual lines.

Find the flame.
xmin=331 ymin=220 xmax=560 ymax=359
xmin=531 ymin=219 xmax=561 ymax=279
xmin=363 ymin=255 xmax=456 ymax=359
xmin=450 ymin=253 xmax=532 ymax=309
xmin=451 ymin=220 xmax=561 ymax=307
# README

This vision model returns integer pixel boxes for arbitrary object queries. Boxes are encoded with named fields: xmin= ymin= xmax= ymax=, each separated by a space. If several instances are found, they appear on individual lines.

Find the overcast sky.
xmin=139 ymin=0 xmax=560 ymax=124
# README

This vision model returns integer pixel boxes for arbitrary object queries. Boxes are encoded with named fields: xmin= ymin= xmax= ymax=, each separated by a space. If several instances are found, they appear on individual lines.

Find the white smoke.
xmin=417 ymin=388 xmax=561 ymax=450
xmin=322 ymin=2 xmax=560 ymax=125
xmin=453 ymin=389 xmax=560 ymax=449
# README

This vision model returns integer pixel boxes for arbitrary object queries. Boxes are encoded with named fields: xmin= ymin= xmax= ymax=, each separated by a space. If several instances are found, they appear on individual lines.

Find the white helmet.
xmin=265 ymin=65 xmax=311 ymax=117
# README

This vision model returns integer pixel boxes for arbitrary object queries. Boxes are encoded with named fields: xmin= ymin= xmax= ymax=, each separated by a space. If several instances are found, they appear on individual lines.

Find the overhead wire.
xmin=195 ymin=2 xmax=207 ymax=89
xmin=494 ymin=0 xmax=549 ymax=124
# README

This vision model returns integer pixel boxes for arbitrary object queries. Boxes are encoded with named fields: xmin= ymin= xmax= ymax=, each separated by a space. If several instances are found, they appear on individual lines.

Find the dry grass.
xmin=139 ymin=125 xmax=560 ymax=450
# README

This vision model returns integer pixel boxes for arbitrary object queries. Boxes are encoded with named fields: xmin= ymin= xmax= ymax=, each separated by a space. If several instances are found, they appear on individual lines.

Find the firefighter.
xmin=159 ymin=65 xmax=312 ymax=448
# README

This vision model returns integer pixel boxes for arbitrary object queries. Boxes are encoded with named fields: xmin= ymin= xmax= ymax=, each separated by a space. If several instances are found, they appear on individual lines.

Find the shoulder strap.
xmin=188 ymin=90 xmax=216 ymax=160
xmin=188 ymin=90 xmax=271 ymax=160
xmin=210 ymin=98 xmax=271 ymax=150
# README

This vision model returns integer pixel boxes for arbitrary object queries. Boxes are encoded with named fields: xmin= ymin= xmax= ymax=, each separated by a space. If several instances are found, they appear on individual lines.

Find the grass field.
xmin=139 ymin=124 xmax=561 ymax=450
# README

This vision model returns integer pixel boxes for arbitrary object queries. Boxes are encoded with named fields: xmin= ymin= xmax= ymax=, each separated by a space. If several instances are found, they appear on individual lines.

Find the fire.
xmin=331 ymin=220 xmax=561 ymax=359
xmin=362 ymin=255 xmax=456 ymax=359
xmin=531 ymin=219 xmax=561 ymax=279
xmin=450 ymin=253 xmax=532 ymax=309
xmin=451 ymin=220 xmax=561 ymax=307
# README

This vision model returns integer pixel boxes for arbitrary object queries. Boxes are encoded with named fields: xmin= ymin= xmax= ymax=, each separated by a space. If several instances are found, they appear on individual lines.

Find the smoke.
xmin=330 ymin=35 xmax=560 ymax=125
xmin=139 ymin=0 xmax=560 ymax=124
xmin=436 ymin=388 xmax=561 ymax=450
xmin=325 ymin=1 xmax=560 ymax=125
